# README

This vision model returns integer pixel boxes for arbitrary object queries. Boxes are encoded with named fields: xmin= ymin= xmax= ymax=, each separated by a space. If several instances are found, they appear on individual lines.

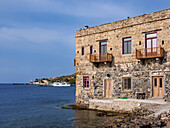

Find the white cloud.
xmin=30 ymin=0 xmax=133 ymax=18
xmin=0 ymin=0 xmax=133 ymax=47
xmin=0 ymin=0 xmax=134 ymax=18
xmin=0 ymin=27 xmax=74 ymax=45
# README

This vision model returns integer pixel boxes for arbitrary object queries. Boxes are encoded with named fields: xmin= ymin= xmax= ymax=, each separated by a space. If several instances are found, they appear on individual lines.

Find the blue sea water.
xmin=0 ymin=84 xmax=119 ymax=128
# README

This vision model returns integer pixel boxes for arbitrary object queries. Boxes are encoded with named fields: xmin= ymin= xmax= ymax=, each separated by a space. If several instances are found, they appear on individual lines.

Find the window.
xmin=162 ymin=40 xmax=164 ymax=45
xmin=100 ymin=41 xmax=107 ymax=53
xmin=122 ymin=37 xmax=131 ymax=54
xmin=99 ymin=41 xmax=107 ymax=60
xmin=159 ymin=78 xmax=162 ymax=88
xmin=82 ymin=47 xmax=84 ymax=55
xmin=145 ymin=33 xmax=157 ymax=54
xmin=123 ymin=77 xmax=132 ymax=91
xmin=146 ymin=33 xmax=157 ymax=38
xmin=90 ymin=46 xmax=93 ymax=54
xmin=83 ymin=76 xmax=89 ymax=88
xmin=154 ymin=78 xmax=157 ymax=87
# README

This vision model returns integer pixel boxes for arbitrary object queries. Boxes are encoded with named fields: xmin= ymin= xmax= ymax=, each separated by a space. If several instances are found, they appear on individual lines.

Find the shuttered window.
xmin=123 ymin=77 xmax=132 ymax=91
xmin=83 ymin=76 xmax=89 ymax=88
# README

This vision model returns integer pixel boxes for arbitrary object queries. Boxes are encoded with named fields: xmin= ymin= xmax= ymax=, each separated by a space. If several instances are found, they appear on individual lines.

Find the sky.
xmin=0 ymin=0 xmax=169 ymax=83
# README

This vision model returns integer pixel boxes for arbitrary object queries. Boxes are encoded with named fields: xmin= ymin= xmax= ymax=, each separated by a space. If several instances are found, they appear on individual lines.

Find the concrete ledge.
xmin=89 ymin=99 xmax=167 ymax=113
xmin=90 ymin=99 xmax=167 ymax=104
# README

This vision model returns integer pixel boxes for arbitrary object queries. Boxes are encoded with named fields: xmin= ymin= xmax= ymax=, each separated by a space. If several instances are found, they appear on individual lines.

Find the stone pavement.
xmin=89 ymin=98 xmax=170 ymax=115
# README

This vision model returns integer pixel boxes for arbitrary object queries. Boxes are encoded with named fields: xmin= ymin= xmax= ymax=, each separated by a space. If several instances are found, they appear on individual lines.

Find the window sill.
xmin=122 ymin=53 xmax=132 ymax=56
xmin=122 ymin=90 xmax=132 ymax=92
xmin=83 ymin=87 xmax=90 ymax=90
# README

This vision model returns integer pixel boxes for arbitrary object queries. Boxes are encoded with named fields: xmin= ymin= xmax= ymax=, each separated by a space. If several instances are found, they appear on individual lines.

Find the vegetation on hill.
xmin=31 ymin=73 xmax=76 ymax=85
xmin=49 ymin=73 xmax=76 ymax=84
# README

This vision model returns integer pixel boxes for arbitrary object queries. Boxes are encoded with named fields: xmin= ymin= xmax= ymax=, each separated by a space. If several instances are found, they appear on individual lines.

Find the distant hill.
xmin=29 ymin=73 xmax=76 ymax=85
xmin=49 ymin=73 xmax=76 ymax=84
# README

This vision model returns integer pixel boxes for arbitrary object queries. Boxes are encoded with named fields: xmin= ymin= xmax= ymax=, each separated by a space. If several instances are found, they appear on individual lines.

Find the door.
xmin=104 ymin=79 xmax=112 ymax=98
xmin=146 ymin=33 xmax=157 ymax=56
xmin=152 ymin=76 xmax=164 ymax=97
xmin=99 ymin=41 xmax=107 ymax=61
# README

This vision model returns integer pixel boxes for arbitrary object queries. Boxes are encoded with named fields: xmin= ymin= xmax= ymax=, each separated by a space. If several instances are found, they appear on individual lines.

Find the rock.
xmin=106 ymin=112 xmax=169 ymax=128
xmin=96 ymin=111 xmax=107 ymax=117
xmin=116 ymin=119 xmax=123 ymax=122
xmin=106 ymin=113 xmax=117 ymax=116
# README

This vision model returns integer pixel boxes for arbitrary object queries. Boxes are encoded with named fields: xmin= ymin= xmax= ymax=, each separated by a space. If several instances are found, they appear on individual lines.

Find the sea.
xmin=0 ymin=84 xmax=121 ymax=128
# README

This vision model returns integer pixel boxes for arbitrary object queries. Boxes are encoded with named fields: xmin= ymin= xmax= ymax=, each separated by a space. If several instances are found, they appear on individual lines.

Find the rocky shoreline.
xmin=69 ymin=103 xmax=170 ymax=128
xmin=105 ymin=109 xmax=170 ymax=128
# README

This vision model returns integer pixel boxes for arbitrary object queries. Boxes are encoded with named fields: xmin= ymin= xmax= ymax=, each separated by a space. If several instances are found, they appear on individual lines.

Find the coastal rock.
xmin=105 ymin=111 xmax=170 ymax=128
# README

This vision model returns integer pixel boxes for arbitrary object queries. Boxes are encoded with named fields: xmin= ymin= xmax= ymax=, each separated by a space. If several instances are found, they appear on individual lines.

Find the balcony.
xmin=89 ymin=53 xmax=112 ymax=63
xmin=136 ymin=46 xmax=164 ymax=59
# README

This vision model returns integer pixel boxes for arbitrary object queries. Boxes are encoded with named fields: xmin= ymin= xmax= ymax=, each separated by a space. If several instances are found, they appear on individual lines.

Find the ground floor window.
xmin=83 ymin=76 xmax=89 ymax=88
xmin=123 ymin=77 xmax=132 ymax=91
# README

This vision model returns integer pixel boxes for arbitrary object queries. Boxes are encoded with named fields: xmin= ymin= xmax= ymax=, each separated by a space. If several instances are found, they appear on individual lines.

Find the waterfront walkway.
xmin=89 ymin=98 xmax=170 ymax=117
xmin=90 ymin=98 xmax=167 ymax=104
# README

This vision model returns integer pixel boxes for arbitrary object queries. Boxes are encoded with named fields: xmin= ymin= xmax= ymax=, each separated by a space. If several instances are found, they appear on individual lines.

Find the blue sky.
xmin=0 ymin=0 xmax=169 ymax=83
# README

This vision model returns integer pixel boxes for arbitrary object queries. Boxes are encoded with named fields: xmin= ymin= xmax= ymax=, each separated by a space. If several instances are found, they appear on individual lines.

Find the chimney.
xmin=85 ymin=25 xmax=89 ymax=29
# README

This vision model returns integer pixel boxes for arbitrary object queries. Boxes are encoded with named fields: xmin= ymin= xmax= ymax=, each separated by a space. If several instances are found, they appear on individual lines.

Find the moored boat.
xmin=51 ymin=82 xmax=70 ymax=87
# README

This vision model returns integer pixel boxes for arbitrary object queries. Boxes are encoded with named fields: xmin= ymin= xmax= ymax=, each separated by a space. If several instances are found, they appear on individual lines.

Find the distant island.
xmin=13 ymin=83 xmax=29 ymax=85
xmin=29 ymin=73 xmax=76 ymax=86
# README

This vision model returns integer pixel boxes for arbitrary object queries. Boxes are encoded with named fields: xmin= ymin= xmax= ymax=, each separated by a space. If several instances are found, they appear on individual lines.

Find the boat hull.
xmin=51 ymin=82 xmax=70 ymax=87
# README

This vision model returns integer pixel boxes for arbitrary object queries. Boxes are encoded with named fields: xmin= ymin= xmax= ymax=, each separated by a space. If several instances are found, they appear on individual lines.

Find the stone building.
xmin=74 ymin=9 xmax=170 ymax=105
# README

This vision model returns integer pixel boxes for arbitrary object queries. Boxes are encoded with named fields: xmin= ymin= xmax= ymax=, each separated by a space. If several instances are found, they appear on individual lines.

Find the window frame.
xmin=122 ymin=37 xmax=132 ymax=54
xmin=122 ymin=77 xmax=132 ymax=91
xmin=99 ymin=40 xmax=107 ymax=54
xmin=83 ymin=76 xmax=89 ymax=88
xmin=145 ymin=32 xmax=157 ymax=49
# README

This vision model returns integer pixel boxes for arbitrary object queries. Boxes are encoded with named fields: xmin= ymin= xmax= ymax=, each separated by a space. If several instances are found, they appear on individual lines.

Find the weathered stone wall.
xmin=75 ymin=61 xmax=170 ymax=104
xmin=93 ymin=61 xmax=170 ymax=99
xmin=75 ymin=9 xmax=170 ymax=105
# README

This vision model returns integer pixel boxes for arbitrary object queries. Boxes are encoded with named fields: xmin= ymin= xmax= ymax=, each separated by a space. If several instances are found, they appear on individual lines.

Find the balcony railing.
xmin=89 ymin=53 xmax=112 ymax=63
xmin=136 ymin=46 xmax=164 ymax=59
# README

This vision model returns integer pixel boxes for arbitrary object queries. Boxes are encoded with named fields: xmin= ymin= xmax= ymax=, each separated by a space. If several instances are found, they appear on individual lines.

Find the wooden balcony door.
xmin=146 ymin=33 xmax=157 ymax=56
xmin=99 ymin=41 xmax=107 ymax=61
xmin=152 ymin=76 xmax=164 ymax=98
xmin=104 ymin=79 xmax=112 ymax=98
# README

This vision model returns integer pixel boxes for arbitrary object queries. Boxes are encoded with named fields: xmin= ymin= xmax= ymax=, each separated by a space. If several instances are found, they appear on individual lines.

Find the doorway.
xmin=145 ymin=33 xmax=157 ymax=56
xmin=152 ymin=76 xmax=164 ymax=97
xmin=104 ymin=79 xmax=112 ymax=98
xmin=99 ymin=41 xmax=107 ymax=61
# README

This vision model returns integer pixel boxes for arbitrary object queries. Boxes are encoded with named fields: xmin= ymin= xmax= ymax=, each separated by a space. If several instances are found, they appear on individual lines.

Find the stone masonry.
xmin=75 ymin=9 xmax=170 ymax=105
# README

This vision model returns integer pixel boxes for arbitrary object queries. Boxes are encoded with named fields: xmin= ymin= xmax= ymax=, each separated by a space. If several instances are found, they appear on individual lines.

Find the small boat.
xmin=51 ymin=82 xmax=70 ymax=87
